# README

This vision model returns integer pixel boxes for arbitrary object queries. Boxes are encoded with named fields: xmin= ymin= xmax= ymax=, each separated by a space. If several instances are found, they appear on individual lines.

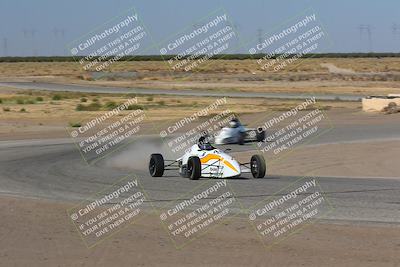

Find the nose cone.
xmin=219 ymin=152 xmax=240 ymax=178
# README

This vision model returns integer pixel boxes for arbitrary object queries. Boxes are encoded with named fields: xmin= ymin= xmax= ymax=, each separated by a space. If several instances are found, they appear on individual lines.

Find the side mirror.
xmin=224 ymin=148 xmax=232 ymax=152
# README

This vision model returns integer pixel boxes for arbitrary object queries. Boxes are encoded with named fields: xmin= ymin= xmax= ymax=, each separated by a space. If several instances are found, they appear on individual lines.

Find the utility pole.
xmin=392 ymin=23 xmax=399 ymax=38
xmin=2 ymin=38 xmax=8 ymax=56
xmin=257 ymin=28 xmax=263 ymax=45
xmin=225 ymin=21 xmax=240 ymax=49
xmin=30 ymin=29 xmax=37 ymax=56
xmin=52 ymin=28 xmax=59 ymax=56
xmin=22 ymin=29 xmax=28 ymax=56
xmin=60 ymin=28 xmax=66 ymax=56
xmin=358 ymin=24 xmax=373 ymax=52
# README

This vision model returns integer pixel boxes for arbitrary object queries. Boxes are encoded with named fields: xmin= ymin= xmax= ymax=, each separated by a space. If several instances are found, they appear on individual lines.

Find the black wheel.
xmin=187 ymin=157 xmax=201 ymax=180
xmin=256 ymin=128 xmax=265 ymax=142
xmin=238 ymin=133 xmax=245 ymax=145
xmin=384 ymin=102 xmax=397 ymax=114
xmin=388 ymin=102 xmax=398 ymax=114
xmin=250 ymin=155 xmax=266 ymax=178
xmin=149 ymin=154 xmax=164 ymax=177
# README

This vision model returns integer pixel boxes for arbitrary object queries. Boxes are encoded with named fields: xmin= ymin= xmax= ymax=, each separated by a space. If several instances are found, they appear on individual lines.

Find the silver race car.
xmin=214 ymin=118 xmax=265 ymax=145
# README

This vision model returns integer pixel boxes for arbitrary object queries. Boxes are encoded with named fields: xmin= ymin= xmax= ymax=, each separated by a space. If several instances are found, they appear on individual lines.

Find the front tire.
xmin=387 ymin=102 xmax=398 ymax=114
xmin=250 ymin=155 xmax=266 ymax=178
xmin=187 ymin=157 xmax=201 ymax=180
xmin=149 ymin=154 xmax=164 ymax=177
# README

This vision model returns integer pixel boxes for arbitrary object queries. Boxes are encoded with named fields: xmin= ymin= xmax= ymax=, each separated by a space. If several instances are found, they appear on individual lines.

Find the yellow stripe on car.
xmin=200 ymin=154 xmax=238 ymax=173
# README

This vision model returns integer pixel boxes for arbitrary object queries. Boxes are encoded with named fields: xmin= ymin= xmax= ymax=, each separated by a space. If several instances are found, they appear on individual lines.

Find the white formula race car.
xmin=149 ymin=138 xmax=266 ymax=180
xmin=214 ymin=118 xmax=265 ymax=145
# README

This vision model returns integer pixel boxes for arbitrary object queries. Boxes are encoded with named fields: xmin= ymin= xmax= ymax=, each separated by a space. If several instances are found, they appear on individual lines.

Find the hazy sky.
xmin=1 ymin=0 xmax=400 ymax=56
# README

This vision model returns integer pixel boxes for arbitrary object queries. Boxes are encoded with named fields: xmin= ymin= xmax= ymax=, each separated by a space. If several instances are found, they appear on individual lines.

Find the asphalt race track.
xmin=1 ymin=127 xmax=399 ymax=225
xmin=0 ymin=82 xmax=363 ymax=101
xmin=0 ymin=82 xmax=399 ymax=226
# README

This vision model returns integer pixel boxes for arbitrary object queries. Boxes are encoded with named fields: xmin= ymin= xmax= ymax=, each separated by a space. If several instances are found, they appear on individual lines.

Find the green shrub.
xmin=126 ymin=93 xmax=136 ymax=98
xmin=75 ymin=102 xmax=102 ymax=111
xmin=20 ymin=108 xmax=26 ymax=112
xmin=146 ymin=96 xmax=154 ymax=101
xmin=16 ymin=99 xmax=24 ymax=104
xmin=105 ymin=101 xmax=118 ymax=110
xmin=25 ymin=100 xmax=36 ymax=104
xmin=35 ymin=96 xmax=43 ymax=101
xmin=3 ymin=107 xmax=10 ymax=112
xmin=52 ymin=94 xmax=62 ymax=100
xmin=75 ymin=104 xmax=84 ymax=111
xmin=0 ymin=98 xmax=2 ymax=104
xmin=69 ymin=122 xmax=82 ymax=127
xmin=157 ymin=101 xmax=165 ymax=106
xmin=88 ymin=102 xmax=102 ymax=110
xmin=92 ymin=98 xmax=99 ymax=102
xmin=126 ymin=104 xmax=145 ymax=110
xmin=80 ymin=97 xmax=87 ymax=102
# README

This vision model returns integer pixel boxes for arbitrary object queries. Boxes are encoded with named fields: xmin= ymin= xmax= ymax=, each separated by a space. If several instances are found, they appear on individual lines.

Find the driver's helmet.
xmin=229 ymin=118 xmax=240 ymax=128
xmin=198 ymin=135 xmax=213 ymax=150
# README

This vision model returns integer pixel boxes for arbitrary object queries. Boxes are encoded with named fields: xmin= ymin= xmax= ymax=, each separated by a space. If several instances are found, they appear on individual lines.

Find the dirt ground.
xmin=1 ymin=103 xmax=400 ymax=266
xmin=0 ymin=195 xmax=399 ymax=267
xmin=0 ymin=87 xmax=359 ymax=140
xmin=231 ymin=139 xmax=400 ymax=179
xmin=1 ymin=72 xmax=400 ymax=266
xmin=2 ymin=107 xmax=400 ymax=266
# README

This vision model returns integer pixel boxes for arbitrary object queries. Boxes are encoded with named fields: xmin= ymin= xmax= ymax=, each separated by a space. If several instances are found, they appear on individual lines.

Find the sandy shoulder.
xmin=270 ymin=139 xmax=400 ymax=178
xmin=0 ymin=195 xmax=399 ymax=267
xmin=232 ymin=138 xmax=400 ymax=179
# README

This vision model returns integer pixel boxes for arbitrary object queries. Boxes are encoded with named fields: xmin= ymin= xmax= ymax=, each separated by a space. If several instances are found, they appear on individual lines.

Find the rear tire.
xmin=238 ymin=133 xmax=245 ymax=145
xmin=256 ymin=128 xmax=265 ymax=142
xmin=187 ymin=157 xmax=201 ymax=180
xmin=250 ymin=155 xmax=266 ymax=178
xmin=149 ymin=154 xmax=164 ymax=177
